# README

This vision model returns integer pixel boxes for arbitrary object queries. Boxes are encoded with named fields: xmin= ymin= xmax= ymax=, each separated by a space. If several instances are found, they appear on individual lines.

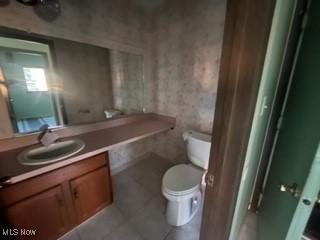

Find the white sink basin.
xmin=18 ymin=139 xmax=85 ymax=166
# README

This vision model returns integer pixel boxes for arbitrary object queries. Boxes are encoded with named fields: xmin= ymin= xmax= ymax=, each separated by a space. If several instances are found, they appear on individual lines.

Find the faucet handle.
xmin=40 ymin=131 xmax=59 ymax=146
xmin=39 ymin=124 xmax=49 ymax=132
xmin=38 ymin=124 xmax=59 ymax=146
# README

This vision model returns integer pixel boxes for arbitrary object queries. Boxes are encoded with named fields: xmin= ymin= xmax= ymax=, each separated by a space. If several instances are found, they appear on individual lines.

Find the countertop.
xmin=0 ymin=114 xmax=175 ymax=184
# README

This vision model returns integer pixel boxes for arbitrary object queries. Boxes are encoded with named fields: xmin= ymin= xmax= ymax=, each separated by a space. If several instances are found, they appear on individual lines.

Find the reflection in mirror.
xmin=0 ymin=34 xmax=144 ymax=139
xmin=0 ymin=38 xmax=61 ymax=136
xmin=110 ymin=50 xmax=144 ymax=116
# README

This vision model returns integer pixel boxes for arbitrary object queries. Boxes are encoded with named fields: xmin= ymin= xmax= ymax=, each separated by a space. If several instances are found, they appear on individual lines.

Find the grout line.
xmin=163 ymin=227 xmax=174 ymax=240
xmin=101 ymin=219 xmax=128 ymax=240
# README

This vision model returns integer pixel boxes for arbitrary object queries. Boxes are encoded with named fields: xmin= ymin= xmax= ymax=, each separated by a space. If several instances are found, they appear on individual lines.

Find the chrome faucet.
xmin=38 ymin=124 xmax=59 ymax=146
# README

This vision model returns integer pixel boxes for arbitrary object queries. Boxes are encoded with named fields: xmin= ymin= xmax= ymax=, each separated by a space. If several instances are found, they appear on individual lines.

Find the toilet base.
xmin=165 ymin=191 xmax=202 ymax=226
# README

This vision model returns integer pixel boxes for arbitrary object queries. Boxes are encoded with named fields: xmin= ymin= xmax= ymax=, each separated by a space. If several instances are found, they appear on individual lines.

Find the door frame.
xmin=200 ymin=0 xmax=276 ymax=239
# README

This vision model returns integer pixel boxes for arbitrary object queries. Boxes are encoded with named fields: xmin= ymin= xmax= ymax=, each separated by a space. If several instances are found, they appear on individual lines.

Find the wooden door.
xmin=70 ymin=166 xmax=112 ymax=223
xmin=5 ymin=186 xmax=69 ymax=240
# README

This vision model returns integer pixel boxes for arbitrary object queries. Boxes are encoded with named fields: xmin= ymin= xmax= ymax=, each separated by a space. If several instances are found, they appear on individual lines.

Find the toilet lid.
xmin=162 ymin=164 xmax=203 ymax=196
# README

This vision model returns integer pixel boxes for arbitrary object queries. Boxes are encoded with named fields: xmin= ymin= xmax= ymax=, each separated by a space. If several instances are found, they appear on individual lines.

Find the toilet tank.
xmin=183 ymin=131 xmax=212 ymax=170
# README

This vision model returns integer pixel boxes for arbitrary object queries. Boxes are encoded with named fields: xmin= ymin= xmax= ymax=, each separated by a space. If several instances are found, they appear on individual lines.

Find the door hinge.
xmin=259 ymin=96 xmax=269 ymax=117
xmin=257 ymin=192 xmax=264 ymax=209
xmin=300 ymin=2 xmax=310 ymax=31
xmin=276 ymin=116 xmax=284 ymax=130
xmin=205 ymin=173 xmax=214 ymax=188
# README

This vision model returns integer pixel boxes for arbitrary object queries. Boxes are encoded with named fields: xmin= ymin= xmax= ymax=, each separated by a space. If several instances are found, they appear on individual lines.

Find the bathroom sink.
xmin=18 ymin=139 xmax=85 ymax=166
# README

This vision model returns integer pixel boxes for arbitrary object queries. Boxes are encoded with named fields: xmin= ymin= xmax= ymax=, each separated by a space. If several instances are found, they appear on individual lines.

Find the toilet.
xmin=162 ymin=130 xmax=212 ymax=226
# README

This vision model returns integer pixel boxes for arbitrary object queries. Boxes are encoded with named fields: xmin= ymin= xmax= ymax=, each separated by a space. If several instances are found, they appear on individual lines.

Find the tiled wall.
xmin=108 ymin=139 xmax=154 ymax=175
xmin=149 ymin=0 xmax=226 ymax=163
xmin=109 ymin=50 xmax=144 ymax=114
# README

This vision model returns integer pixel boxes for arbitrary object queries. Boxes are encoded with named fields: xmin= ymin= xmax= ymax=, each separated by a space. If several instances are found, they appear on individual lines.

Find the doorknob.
xmin=278 ymin=183 xmax=300 ymax=198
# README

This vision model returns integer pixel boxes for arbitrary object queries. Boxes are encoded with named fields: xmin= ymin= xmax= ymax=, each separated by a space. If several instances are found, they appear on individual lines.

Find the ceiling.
xmin=132 ymin=0 xmax=166 ymax=10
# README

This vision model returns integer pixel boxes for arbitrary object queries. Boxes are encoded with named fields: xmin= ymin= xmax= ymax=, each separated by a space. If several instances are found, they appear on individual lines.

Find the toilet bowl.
xmin=162 ymin=130 xmax=212 ymax=226
xmin=162 ymin=164 xmax=203 ymax=226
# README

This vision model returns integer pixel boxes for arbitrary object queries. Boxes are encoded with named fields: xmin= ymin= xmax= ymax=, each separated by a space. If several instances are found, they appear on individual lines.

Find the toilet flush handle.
xmin=205 ymin=173 xmax=214 ymax=188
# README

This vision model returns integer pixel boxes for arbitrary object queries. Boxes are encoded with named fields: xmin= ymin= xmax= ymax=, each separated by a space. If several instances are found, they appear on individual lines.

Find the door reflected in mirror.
xmin=0 ymin=34 xmax=144 ymax=139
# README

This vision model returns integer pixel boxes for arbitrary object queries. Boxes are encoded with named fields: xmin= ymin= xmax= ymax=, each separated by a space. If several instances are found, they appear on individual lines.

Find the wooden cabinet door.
xmin=5 ymin=186 xmax=69 ymax=240
xmin=70 ymin=166 xmax=112 ymax=223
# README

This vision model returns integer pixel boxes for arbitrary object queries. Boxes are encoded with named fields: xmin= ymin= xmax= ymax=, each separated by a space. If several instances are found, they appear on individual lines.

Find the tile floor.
xmin=59 ymin=153 xmax=203 ymax=240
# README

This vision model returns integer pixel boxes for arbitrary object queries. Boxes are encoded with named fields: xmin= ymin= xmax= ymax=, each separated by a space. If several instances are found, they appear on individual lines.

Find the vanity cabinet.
xmin=0 ymin=153 xmax=112 ymax=240
xmin=70 ymin=166 xmax=112 ymax=222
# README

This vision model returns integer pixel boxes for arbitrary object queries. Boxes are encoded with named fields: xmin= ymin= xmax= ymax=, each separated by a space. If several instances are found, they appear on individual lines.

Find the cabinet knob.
xmin=73 ymin=187 xmax=79 ymax=199
xmin=55 ymin=195 xmax=64 ymax=206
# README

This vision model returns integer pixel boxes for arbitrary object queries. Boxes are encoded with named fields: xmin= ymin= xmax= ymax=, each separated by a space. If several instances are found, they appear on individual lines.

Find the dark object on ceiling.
xmin=33 ymin=0 xmax=61 ymax=22
xmin=0 ymin=0 xmax=10 ymax=7
xmin=16 ymin=0 xmax=37 ymax=6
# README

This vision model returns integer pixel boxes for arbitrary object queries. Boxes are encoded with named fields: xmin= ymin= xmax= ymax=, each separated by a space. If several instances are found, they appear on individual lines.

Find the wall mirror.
xmin=0 ymin=30 xmax=144 ymax=139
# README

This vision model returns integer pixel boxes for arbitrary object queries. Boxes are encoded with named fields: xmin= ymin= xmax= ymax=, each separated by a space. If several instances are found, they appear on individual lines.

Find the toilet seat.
xmin=162 ymin=164 xmax=204 ymax=197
